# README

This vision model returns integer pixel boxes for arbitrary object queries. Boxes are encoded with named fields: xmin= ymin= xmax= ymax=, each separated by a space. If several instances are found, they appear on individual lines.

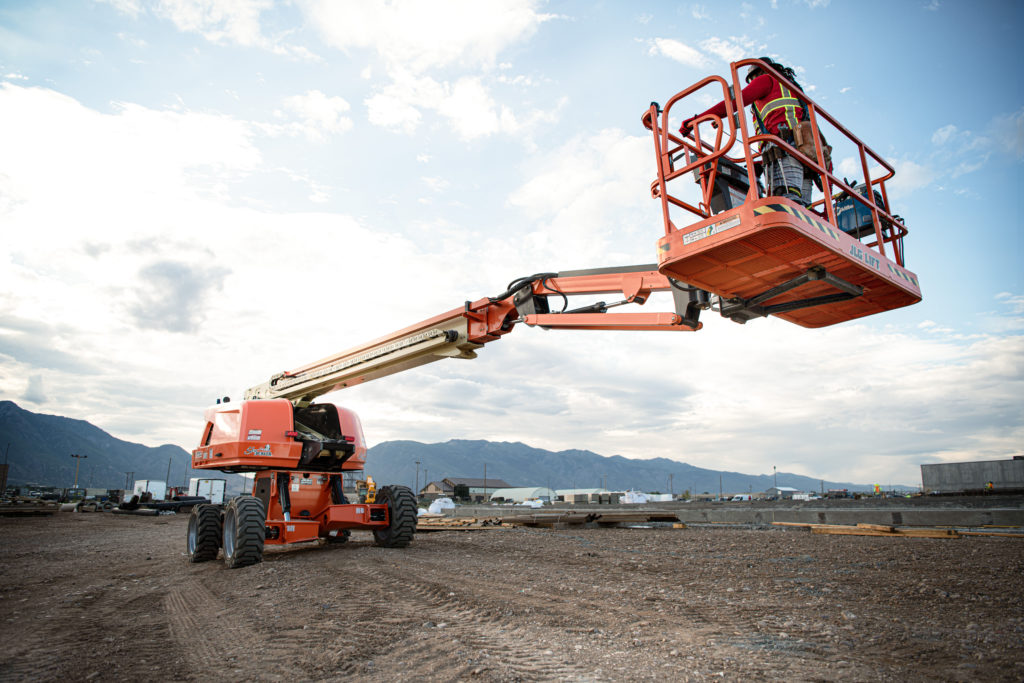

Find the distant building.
xmin=423 ymin=477 xmax=514 ymax=502
xmin=921 ymin=457 xmax=1024 ymax=493
xmin=555 ymin=488 xmax=614 ymax=504
xmin=420 ymin=480 xmax=451 ymax=499
xmin=766 ymin=486 xmax=801 ymax=500
xmin=488 ymin=487 xmax=556 ymax=503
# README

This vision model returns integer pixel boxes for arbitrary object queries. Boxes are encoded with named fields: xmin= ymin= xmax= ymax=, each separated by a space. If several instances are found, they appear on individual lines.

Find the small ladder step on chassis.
xmin=188 ymin=59 xmax=920 ymax=567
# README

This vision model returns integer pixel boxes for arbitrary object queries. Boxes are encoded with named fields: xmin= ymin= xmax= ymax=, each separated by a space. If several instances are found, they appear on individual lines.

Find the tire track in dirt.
xmin=163 ymin=573 xmax=301 ymax=677
xmin=346 ymin=562 xmax=596 ymax=681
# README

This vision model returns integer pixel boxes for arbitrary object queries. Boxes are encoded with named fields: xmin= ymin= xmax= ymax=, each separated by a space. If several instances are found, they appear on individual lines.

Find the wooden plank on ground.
xmin=809 ymin=524 xmax=960 ymax=539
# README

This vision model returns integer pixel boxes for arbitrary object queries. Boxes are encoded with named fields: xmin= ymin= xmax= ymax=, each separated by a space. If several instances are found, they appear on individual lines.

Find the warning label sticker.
xmin=682 ymin=215 xmax=741 ymax=246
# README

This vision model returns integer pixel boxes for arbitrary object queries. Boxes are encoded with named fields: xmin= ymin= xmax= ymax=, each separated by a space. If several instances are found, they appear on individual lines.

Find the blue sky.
xmin=0 ymin=0 xmax=1020 ymax=487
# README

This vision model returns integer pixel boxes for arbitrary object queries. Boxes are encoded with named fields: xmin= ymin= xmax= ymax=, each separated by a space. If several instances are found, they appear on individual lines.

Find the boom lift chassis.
xmin=188 ymin=60 xmax=919 ymax=568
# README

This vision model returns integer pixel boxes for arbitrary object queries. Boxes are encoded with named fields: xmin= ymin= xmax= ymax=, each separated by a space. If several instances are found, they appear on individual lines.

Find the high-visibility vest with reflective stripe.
xmin=752 ymin=81 xmax=802 ymax=136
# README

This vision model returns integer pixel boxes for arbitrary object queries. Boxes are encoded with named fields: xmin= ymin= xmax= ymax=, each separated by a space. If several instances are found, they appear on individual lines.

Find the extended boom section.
xmin=244 ymin=264 xmax=701 ymax=406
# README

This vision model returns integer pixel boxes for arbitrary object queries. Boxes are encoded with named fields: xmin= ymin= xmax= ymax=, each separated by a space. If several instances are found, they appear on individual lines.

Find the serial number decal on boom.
xmin=682 ymin=216 xmax=741 ymax=246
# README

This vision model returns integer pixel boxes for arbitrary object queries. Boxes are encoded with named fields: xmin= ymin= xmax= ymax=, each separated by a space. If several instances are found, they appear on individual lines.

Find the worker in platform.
xmin=681 ymin=57 xmax=817 ymax=207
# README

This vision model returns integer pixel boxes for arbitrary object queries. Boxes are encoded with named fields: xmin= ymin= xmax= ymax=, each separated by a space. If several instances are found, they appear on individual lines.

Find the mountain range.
xmin=0 ymin=401 xmax=878 ymax=495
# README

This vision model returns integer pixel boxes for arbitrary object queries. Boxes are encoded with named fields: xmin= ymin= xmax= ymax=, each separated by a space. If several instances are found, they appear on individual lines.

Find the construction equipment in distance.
xmin=188 ymin=59 xmax=921 ymax=567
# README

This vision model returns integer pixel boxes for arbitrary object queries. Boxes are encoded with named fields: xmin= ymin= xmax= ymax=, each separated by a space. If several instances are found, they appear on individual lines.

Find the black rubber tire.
xmin=373 ymin=485 xmax=417 ymax=548
xmin=222 ymin=496 xmax=265 ymax=569
xmin=187 ymin=504 xmax=222 ymax=563
xmin=324 ymin=529 xmax=351 ymax=544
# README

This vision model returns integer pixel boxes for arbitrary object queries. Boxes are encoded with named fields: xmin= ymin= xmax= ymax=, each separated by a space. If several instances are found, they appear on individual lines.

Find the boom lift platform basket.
xmin=642 ymin=58 xmax=921 ymax=327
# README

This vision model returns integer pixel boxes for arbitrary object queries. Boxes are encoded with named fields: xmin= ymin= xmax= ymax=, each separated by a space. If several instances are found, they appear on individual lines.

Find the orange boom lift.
xmin=188 ymin=60 xmax=921 ymax=567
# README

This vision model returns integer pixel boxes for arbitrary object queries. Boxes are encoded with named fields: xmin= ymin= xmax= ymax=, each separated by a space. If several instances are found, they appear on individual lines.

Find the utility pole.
xmin=415 ymin=460 xmax=420 ymax=494
xmin=166 ymin=456 xmax=172 ymax=488
xmin=483 ymin=463 xmax=487 ymax=503
xmin=669 ymin=473 xmax=673 ymax=496
xmin=70 ymin=454 xmax=87 ymax=488
xmin=125 ymin=471 xmax=134 ymax=490
xmin=719 ymin=474 xmax=723 ymax=501
xmin=774 ymin=465 xmax=777 ymax=490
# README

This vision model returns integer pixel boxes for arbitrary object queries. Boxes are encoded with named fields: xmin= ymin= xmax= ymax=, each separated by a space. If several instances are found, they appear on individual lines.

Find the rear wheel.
xmin=187 ymin=504 xmax=222 ymax=563
xmin=373 ymin=485 xmax=417 ymax=548
xmin=222 ymin=496 xmax=265 ymax=568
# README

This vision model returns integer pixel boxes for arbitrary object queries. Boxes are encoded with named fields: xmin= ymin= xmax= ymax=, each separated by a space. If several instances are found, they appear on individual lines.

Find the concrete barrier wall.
xmin=922 ymin=459 xmax=1024 ymax=492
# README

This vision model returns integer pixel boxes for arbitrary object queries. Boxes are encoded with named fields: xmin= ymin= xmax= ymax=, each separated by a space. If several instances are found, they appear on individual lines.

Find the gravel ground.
xmin=0 ymin=511 xmax=1022 ymax=681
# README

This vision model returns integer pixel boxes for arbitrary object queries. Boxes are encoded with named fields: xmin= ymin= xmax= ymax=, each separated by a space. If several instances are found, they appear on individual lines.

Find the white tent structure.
xmin=488 ymin=487 xmax=555 ymax=503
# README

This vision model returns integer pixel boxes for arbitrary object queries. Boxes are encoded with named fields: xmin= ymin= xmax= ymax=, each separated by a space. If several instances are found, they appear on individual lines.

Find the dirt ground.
xmin=1 ymin=512 xmax=1022 ymax=682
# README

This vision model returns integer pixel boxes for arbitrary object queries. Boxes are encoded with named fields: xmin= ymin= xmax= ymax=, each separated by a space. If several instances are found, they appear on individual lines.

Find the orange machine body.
xmin=251 ymin=470 xmax=388 ymax=546
xmin=191 ymin=399 xmax=387 ymax=547
xmin=192 ymin=399 xmax=367 ymax=473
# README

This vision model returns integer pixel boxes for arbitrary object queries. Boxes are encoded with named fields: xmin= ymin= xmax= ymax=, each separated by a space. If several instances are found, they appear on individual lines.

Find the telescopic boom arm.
xmin=244 ymin=264 xmax=705 ymax=406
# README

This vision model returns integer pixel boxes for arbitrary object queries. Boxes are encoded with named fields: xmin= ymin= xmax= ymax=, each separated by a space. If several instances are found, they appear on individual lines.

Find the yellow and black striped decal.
xmin=754 ymin=202 xmax=841 ymax=242
xmin=754 ymin=203 xmax=918 ymax=288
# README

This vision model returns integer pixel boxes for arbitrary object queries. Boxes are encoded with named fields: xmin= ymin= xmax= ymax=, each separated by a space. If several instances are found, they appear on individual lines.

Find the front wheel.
xmin=373 ymin=485 xmax=417 ymax=548
xmin=187 ymin=504 xmax=222 ymax=562
xmin=222 ymin=496 xmax=265 ymax=569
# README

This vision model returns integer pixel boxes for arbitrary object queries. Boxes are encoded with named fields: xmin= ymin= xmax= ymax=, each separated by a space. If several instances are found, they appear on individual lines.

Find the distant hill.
xmin=0 ymin=401 xmax=248 ymax=492
xmin=364 ymin=439 xmax=872 ymax=496
xmin=1 ymin=401 xmax=874 ymax=496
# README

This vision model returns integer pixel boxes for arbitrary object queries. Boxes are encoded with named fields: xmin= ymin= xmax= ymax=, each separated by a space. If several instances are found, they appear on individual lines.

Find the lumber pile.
xmin=415 ymin=516 xmax=508 ymax=531
xmin=415 ymin=510 xmax=685 ymax=531
xmin=774 ymin=522 xmax=961 ymax=539
xmin=0 ymin=503 xmax=59 ymax=517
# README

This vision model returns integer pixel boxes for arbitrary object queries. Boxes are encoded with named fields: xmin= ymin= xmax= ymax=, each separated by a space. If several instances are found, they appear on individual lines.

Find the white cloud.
xmin=98 ymin=0 xmax=143 ymax=18
xmin=507 ymin=129 xmax=664 ymax=267
xmin=651 ymin=37 xmax=708 ymax=68
xmin=421 ymin=176 xmax=449 ymax=193
xmin=364 ymin=70 xmax=562 ymax=140
xmin=279 ymin=90 xmax=353 ymax=141
xmin=155 ymin=0 xmax=272 ymax=47
xmin=887 ymin=159 xmax=937 ymax=197
xmin=102 ymin=0 xmax=318 ymax=59
xmin=931 ymin=123 xmax=957 ymax=144
xmin=302 ymin=0 xmax=554 ymax=75
xmin=691 ymin=4 xmax=711 ymax=20
xmin=699 ymin=36 xmax=758 ymax=64
xmin=648 ymin=38 xmax=707 ymax=68
xmin=991 ymin=107 xmax=1024 ymax=159
xmin=22 ymin=375 xmax=45 ymax=404
xmin=0 ymin=84 xmax=260 ymax=224
xmin=302 ymin=1 xmax=557 ymax=141
xmin=364 ymin=88 xmax=423 ymax=135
